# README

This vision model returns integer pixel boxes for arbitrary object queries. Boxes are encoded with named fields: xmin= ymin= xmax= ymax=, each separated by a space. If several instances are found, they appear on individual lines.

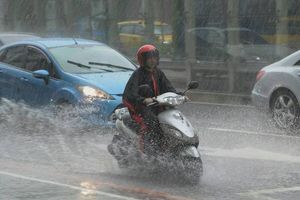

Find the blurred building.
xmin=1 ymin=0 xmax=299 ymax=48
xmin=0 ymin=0 xmax=300 ymax=94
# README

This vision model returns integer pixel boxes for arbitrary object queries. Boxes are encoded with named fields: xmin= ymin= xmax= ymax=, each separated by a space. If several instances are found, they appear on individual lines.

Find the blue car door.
xmin=0 ymin=64 xmax=13 ymax=99
xmin=17 ymin=45 xmax=63 ymax=106
xmin=0 ymin=45 xmax=27 ymax=101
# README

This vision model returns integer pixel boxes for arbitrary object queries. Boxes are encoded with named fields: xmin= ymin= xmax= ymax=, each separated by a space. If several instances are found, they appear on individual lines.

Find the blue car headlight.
xmin=78 ymin=86 xmax=114 ymax=100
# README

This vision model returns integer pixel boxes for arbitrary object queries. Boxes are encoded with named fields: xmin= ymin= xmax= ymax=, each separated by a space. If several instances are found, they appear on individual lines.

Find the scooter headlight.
xmin=163 ymin=96 xmax=186 ymax=105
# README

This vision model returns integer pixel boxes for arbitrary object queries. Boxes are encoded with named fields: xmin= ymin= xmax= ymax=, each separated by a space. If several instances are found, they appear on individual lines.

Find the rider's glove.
xmin=143 ymin=97 xmax=154 ymax=105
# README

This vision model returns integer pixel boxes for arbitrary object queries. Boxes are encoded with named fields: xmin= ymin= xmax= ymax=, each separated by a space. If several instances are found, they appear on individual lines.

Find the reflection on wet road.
xmin=0 ymin=99 xmax=300 ymax=200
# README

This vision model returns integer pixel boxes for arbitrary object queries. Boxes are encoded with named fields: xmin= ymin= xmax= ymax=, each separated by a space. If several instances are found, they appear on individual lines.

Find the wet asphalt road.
xmin=0 ymin=101 xmax=300 ymax=200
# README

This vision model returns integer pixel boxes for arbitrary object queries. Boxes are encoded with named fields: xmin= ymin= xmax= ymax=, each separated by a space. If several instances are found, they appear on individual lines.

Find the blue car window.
xmin=26 ymin=48 xmax=49 ymax=71
xmin=49 ymin=45 xmax=136 ymax=74
xmin=25 ymin=47 xmax=58 ymax=78
xmin=0 ymin=45 xmax=26 ymax=69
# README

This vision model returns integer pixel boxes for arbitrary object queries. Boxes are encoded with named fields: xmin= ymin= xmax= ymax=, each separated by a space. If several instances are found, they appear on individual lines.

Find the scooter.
xmin=108 ymin=81 xmax=203 ymax=183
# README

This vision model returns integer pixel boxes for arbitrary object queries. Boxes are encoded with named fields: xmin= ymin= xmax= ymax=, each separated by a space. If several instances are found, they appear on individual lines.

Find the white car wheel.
xmin=271 ymin=90 xmax=300 ymax=130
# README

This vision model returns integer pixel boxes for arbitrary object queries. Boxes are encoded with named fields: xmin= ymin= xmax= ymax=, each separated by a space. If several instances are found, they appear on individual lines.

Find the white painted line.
xmin=0 ymin=171 xmax=139 ymax=200
xmin=239 ymin=186 xmax=300 ymax=200
xmin=201 ymin=147 xmax=300 ymax=163
xmin=208 ymin=127 xmax=300 ymax=139
xmin=187 ymin=101 xmax=254 ymax=108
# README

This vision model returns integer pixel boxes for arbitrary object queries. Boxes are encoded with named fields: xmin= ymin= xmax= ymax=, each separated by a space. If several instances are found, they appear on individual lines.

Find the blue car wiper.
xmin=67 ymin=60 xmax=113 ymax=72
xmin=88 ymin=62 xmax=134 ymax=71
xmin=68 ymin=60 xmax=91 ymax=69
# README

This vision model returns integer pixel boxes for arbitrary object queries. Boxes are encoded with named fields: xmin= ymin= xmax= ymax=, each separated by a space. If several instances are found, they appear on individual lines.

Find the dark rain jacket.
xmin=123 ymin=67 xmax=176 ymax=112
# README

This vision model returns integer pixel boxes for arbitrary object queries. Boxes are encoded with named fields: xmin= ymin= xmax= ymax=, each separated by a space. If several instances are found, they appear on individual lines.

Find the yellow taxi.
xmin=261 ymin=16 xmax=300 ymax=48
xmin=118 ymin=20 xmax=172 ymax=48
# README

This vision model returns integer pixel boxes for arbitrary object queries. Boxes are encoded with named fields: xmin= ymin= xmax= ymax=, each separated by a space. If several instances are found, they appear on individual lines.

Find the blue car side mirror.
xmin=33 ymin=69 xmax=50 ymax=84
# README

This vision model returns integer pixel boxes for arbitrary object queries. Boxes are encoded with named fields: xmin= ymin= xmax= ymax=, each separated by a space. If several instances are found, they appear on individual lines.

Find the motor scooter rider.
xmin=123 ymin=44 xmax=181 ymax=155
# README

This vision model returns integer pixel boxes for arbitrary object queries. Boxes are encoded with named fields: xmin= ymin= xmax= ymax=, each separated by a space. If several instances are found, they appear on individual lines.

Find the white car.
xmin=252 ymin=50 xmax=300 ymax=130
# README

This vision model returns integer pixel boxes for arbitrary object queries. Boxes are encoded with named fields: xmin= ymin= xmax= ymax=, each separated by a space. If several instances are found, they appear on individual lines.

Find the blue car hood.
xmin=77 ymin=71 xmax=133 ymax=95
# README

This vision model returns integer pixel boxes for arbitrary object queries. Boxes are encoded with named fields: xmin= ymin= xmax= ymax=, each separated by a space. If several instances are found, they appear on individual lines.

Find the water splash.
xmin=0 ymin=98 xmax=116 ymax=173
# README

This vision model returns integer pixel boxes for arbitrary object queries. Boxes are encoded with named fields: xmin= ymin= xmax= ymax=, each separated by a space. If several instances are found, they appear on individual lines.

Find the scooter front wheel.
xmin=182 ymin=157 xmax=203 ymax=184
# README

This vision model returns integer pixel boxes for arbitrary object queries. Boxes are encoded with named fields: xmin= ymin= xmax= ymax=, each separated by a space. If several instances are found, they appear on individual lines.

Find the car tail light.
xmin=256 ymin=70 xmax=265 ymax=82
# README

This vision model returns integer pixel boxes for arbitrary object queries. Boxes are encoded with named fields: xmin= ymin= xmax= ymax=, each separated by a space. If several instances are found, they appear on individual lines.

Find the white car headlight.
xmin=78 ymin=86 xmax=114 ymax=100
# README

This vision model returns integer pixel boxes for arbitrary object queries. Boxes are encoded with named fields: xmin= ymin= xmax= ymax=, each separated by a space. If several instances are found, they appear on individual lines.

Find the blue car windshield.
xmin=49 ymin=45 xmax=136 ymax=73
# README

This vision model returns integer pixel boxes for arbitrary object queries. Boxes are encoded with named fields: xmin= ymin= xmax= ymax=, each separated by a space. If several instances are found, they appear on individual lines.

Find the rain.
xmin=0 ymin=0 xmax=300 ymax=200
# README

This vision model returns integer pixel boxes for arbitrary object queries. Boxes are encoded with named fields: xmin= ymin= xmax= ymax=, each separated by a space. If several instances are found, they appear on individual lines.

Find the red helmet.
xmin=136 ymin=44 xmax=159 ymax=67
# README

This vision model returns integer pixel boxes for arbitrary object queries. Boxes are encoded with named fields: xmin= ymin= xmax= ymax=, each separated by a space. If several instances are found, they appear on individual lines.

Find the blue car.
xmin=0 ymin=38 xmax=136 ymax=125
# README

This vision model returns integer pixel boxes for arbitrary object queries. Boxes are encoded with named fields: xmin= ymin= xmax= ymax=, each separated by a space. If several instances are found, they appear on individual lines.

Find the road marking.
xmin=0 ymin=171 xmax=139 ymax=200
xmin=208 ymin=127 xmax=300 ymax=139
xmin=90 ymin=181 xmax=194 ymax=200
xmin=188 ymin=101 xmax=254 ymax=108
xmin=201 ymin=147 xmax=300 ymax=163
xmin=0 ymin=169 xmax=192 ymax=200
xmin=238 ymin=186 xmax=300 ymax=200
